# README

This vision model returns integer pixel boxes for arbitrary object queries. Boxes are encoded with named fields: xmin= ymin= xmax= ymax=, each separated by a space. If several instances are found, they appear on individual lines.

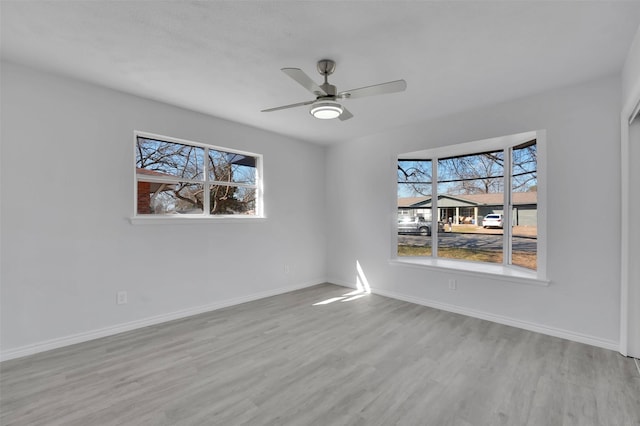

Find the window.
xmin=396 ymin=131 xmax=542 ymax=277
xmin=134 ymin=132 xmax=262 ymax=218
xmin=436 ymin=148 xmax=507 ymax=265
xmin=397 ymin=159 xmax=433 ymax=255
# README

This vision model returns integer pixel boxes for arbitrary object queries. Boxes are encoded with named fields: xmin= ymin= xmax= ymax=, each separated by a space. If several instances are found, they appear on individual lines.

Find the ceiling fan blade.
xmin=261 ymin=100 xmax=314 ymax=112
xmin=339 ymin=107 xmax=354 ymax=121
xmin=281 ymin=68 xmax=327 ymax=96
xmin=339 ymin=79 xmax=406 ymax=100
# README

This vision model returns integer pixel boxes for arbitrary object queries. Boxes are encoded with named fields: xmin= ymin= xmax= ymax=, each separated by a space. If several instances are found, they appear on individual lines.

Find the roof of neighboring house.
xmin=399 ymin=192 xmax=537 ymax=208
xmin=398 ymin=196 xmax=431 ymax=208
xmin=457 ymin=192 xmax=537 ymax=205
xmin=136 ymin=168 xmax=177 ymax=178
xmin=136 ymin=168 xmax=178 ymax=192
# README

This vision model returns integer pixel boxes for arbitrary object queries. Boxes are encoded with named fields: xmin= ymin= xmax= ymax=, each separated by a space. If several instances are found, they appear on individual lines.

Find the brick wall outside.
xmin=137 ymin=181 xmax=151 ymax=214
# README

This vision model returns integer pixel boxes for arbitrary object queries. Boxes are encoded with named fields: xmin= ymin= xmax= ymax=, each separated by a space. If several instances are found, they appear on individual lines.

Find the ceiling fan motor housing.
xmin=319 ymin=83 xmax=337 ymax=97
xmin=317 ymin=59 xmax=336 ymax=76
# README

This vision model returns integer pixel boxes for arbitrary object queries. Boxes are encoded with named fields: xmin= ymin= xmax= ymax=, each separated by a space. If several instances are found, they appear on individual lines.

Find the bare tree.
xmin=397 ymin=160 xmax=432 ymax=196
xmin=397 ymin=140 xmax=537 ymax=198
xmin=136 ymin=137 xmax=255 ymax=214
xmin=512 ymin=140 xmax=537 ymax=192
xmin=439 ymin=151 xmax=504 ymax=194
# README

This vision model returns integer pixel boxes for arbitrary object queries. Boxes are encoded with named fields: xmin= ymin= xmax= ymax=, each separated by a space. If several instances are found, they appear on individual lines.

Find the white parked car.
xmin=482 ymin=213 xmax=503 ymax=228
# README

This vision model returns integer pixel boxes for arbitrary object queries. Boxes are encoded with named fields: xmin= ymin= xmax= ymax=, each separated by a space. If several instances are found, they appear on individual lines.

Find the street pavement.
xmin=398 ymin=232 xmax=536 ymax=252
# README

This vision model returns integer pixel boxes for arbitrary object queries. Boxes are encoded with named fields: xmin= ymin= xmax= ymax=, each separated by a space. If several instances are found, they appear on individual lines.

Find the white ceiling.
xmin=2 ymin=1 xmax=640 ymax=145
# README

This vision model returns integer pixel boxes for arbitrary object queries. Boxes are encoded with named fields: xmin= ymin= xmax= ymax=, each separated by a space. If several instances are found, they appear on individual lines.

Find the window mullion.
xmin=432 ymin=158 xmax=438 ymax=258
xmin=208 ymin=180 xmax=256 ymax=189
xmin=203 ymin=147 xmax=210 ymax=216
xmin=137 ymin=176 xmax=202 ymax=185
xmin=256 ymin=156 xmax=263 ymax=217
xmin=503 ymin=147 xmax=513 ymax=266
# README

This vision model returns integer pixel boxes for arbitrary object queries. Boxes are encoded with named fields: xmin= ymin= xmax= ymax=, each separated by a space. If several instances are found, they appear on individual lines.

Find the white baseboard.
xmin=0 ymin=278 xmax=326 ymax=362
xmin=329 ymin=278 xmax=357 ymax=289
xmin=328 ymin=278 xmax=618 ymax=352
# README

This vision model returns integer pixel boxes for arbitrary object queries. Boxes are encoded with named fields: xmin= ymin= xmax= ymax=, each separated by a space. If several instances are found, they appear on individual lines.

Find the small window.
xmin=135 ymin=132 xmax=262 ymax=217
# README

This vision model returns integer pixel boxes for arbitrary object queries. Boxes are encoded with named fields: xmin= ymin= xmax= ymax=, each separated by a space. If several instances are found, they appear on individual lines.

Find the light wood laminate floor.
xmin=1 ymin=283 xmax=639 ymax=425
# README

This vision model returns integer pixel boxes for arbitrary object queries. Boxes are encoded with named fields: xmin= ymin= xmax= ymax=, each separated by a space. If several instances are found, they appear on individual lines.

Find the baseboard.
xmin=329 ymin=278 xmax=357 ymax=290
xmin=329 ymin=279 xmax=618 ymax=352
xmin=0 ymin=278 xmax=326 ymax=362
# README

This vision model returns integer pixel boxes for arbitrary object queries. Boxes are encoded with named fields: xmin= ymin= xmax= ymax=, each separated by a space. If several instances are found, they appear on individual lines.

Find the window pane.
xmin=437 ymin=151 xmax=504 ymax=264
xmin=137 ymin=180 xmax=204 ymax=214
xmin=397 ymin=215 xmax=433 ymax=257
xmin=397 ymin=160 xmax=432 ymax=256
xmin=397 ymin=160 xmax=432 ymax=196
xmin=208 ymin=150 xmax=257 ymax=184
xmin=136 ymin=137 xmax=205 ymax=180
xmin=511 ymin=140 xmax=537 ymax=270
xmin=209 ymin=185 xmax=256 ymax=215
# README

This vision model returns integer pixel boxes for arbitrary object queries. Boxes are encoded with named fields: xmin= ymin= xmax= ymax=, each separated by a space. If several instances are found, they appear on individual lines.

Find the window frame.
xmin=131 ymin=131 xmax=264 ymax=224
xmin=393 ymin=130 xmax=547 ymax=285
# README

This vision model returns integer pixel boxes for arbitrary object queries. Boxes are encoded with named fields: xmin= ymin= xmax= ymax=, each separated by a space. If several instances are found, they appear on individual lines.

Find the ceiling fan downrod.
xmin=317 ymin=59 xmax=337 ymax=97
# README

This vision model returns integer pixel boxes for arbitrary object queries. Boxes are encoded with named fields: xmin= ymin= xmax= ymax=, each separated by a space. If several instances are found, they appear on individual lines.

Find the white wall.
xmin=0 ymin=62 xmax=327 ymax=359
xmin=326 ymin=75 xmax=622 ymax=348
xmin=621 ymin=25 xmax=640 ymax=357
xmin=626 ymin=118 xmax=640 ymax=357
xmin=622 ymin=25 xmax=640 ymax=101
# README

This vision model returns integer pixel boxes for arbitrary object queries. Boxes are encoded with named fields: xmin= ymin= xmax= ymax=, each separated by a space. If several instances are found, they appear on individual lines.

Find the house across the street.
xmin=398 ymin=192 xmax=537 ymax=226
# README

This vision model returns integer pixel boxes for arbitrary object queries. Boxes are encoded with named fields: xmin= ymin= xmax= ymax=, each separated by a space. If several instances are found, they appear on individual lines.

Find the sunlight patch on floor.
xmin=312 ymin=292 xmax=369 ymax=306
xmin=312 ymin=297 xmax=348 ymax=305
xmin=341 ymin=294 xmax=366 ymax=302
xmin=312 ymin=261 xmax=372 ymax=306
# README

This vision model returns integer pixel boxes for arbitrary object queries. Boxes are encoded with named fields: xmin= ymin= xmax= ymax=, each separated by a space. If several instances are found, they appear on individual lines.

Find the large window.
xmin=397 ymin=132 xmax=541 ymax=275
xmin=135 ymin=132 xmax=262 ymax=217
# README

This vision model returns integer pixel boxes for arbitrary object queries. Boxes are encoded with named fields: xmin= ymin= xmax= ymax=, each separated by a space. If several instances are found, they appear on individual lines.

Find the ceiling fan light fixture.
xmin=310 ymin=101 xmax=343 ymax=119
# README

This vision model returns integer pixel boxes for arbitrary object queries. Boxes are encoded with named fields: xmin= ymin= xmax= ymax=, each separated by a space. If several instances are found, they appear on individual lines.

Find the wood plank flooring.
xmin=1 ymin=283 xmax=639 ymax=425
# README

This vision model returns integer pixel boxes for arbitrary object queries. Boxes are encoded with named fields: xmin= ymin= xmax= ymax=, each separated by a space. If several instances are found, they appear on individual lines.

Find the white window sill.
xmin=389 ymin=257 xmax=549 ymax=286
xmin=129 ymin=215 xmax=266 ymax=225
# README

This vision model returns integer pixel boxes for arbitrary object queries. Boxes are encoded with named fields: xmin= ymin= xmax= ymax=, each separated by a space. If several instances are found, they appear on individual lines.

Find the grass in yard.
xmin=398 ymin=245 xmax=536 ymax=270
xmin=398 ymin=245 xmax=433 ymax=257
xmin=511 ymin=252 xmax=537 ymax=270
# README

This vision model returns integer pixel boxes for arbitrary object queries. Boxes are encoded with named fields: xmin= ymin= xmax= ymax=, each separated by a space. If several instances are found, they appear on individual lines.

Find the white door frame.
xmin=620 ymin=83 xmax=640 ymax=357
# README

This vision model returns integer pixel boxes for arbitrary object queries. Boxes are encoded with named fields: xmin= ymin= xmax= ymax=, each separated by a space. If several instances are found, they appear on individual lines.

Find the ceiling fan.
xmin=261 ymin=59 xmax=407 ymax=121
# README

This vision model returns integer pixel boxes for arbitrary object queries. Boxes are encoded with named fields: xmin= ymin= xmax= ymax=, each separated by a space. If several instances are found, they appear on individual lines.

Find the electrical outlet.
xmin=448 ymin=279 xmax=457 ymax=290
xmin=284 ymin=264 xmax=290 ymax=274
xmin=117 ymin=291 xmax=128 ymax=305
